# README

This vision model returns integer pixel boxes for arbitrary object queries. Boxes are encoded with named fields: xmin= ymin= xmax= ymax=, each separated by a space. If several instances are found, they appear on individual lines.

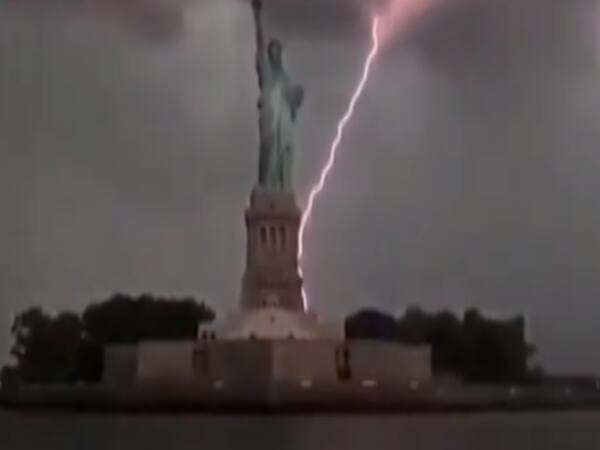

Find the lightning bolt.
xmin=298 ymin=17 xmax=381 ymax=310
xmin=296 ymin=0 xmax=436 ymax=310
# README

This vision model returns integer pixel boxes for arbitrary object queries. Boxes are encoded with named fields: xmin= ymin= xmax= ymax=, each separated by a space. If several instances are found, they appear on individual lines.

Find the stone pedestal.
xmin=241 ymin=187 xmax=304 ymax=311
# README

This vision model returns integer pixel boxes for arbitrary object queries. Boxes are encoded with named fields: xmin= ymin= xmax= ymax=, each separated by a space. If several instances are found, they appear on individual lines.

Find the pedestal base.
xmin=240 ymin=187 xmax=304 ymax=311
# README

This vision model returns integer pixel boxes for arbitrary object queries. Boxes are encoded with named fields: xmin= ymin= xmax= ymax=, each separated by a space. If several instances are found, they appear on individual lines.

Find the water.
xmin=1 ymin=411 xmax=599 ymax=450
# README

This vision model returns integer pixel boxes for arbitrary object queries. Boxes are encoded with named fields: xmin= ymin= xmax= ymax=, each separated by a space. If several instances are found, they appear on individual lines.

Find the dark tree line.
xmin=346 ymin=307 xmax=537 ymax=384
xmin=2 ymin=295 xmax=537 ymax=387
xmin=1 ymin=294 xmax=214 ymax=388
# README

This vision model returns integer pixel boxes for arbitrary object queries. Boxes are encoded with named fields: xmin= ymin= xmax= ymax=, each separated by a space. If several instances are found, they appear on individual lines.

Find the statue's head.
xmin=268 ymin=39 xmax=283 ymax=67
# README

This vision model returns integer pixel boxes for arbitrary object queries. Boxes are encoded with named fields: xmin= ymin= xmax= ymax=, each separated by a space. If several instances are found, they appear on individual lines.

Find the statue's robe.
xmin=258 ymin=58 xmax=303 ymax=191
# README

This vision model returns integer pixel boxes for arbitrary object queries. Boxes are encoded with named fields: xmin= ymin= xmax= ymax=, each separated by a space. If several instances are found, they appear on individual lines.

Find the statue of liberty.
xmin=252 ymin=0 xmax=304 ymax=192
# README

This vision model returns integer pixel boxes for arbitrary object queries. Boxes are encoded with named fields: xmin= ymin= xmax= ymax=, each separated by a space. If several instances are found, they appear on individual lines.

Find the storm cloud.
xmin=1 ymin=0 xmax=600 ymax=374
xmin=5 ymin=0 xmax=188 ymax=43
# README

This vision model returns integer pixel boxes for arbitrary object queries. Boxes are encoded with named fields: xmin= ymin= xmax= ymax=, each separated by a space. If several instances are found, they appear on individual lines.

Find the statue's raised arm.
xmin=252 ymin=0 xmax=267 ymax=87
xmin=250 ymin=0 xmax=304 ymax=191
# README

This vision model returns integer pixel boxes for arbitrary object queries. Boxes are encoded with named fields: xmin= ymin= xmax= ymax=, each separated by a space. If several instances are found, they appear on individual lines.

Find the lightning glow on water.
xmin=298 ymin=17 xmax=381 ymax=311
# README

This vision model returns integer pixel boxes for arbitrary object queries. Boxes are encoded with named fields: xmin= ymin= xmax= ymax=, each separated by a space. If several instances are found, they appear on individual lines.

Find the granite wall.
xmin=103 ymin=339 xmax=432 ymax=390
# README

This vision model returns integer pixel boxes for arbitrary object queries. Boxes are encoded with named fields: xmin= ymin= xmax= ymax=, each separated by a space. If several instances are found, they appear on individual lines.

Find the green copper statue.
xmin=252 ymin=0 xmax=304 ymax=191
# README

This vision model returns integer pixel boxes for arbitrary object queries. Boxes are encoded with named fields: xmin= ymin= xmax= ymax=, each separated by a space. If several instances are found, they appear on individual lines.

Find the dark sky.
xmin=1 ymin=0 xmax=600 ymax=373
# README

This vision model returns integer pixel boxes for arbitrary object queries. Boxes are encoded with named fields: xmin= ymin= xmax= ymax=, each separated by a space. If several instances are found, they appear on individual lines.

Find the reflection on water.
xmin=2 ymin=411 xmax=599 ymax=450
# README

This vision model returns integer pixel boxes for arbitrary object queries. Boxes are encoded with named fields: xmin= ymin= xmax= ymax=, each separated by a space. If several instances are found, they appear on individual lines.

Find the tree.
xmin=462 ymin=309 xmax=528 ymax=383
xmin=9 ymin=308 xmax=82 ymax=384
xmin=397 ymin=306 xmax=430 ymax=344
xmin=82 ymin=294 xmax=215 ymax=344
xmin=345 ymin=306 xmax=533 ymax=384
xmin=3 ymin=295 xmax=215 ymax=386
xmin=427 ymin=311 xmax=464 ymax=374
xmin=345 ymin=309 xmax=402 ymax=340
xmin=1 ymin=365 xmax=20 ymax=391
